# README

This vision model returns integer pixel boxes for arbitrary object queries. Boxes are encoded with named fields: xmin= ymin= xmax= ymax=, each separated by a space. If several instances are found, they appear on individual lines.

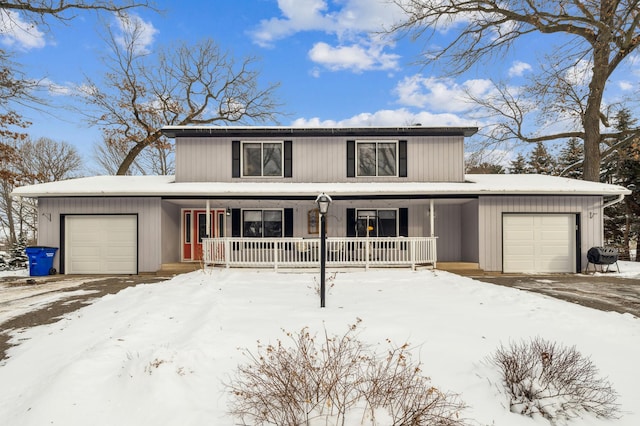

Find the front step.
xmin=436 ymin=262 xmax=483 ymax=275
xmin=160 ymin=262 xmax=202 ymax=274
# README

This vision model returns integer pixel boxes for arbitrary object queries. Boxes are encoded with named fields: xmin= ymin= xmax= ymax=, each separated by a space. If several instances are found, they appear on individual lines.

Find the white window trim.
xmin=240 ymin=140 xmax=284 ymax=178
xmin=355 ymin=140 xmax=399 ymax=177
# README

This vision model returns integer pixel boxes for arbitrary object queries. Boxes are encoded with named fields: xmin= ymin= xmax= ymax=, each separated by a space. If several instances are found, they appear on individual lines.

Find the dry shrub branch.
xmin=491 ymin=337 xmax=619 ymax=423
xmin=226 ymin=319 xmax=466 ymax=425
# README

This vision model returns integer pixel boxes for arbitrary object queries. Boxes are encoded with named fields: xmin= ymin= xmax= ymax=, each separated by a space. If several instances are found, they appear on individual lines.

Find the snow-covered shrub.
xmin=227 ymin=319 xmax=467 ymax=425
xmin=8 ymin=237 xmax=28 ymax=270
xmin=491 ymin=337 xmax=619 ymax=423
xmin=0 ymin=251 xmax=9 ymax=270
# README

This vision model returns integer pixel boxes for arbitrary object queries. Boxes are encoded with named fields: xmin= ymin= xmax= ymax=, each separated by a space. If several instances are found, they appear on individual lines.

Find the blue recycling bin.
xmin=25 ymin=246 xmax=58 ymax=276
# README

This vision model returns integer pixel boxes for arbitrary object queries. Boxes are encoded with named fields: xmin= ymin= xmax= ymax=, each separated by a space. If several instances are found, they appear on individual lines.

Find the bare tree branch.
xmin=391 ymin=0 xmax=640 ymax=181
xmin=79 ymin=16 xmax=283 ymax=175
xmin=0 ymin=1 xmax=155 ymax=23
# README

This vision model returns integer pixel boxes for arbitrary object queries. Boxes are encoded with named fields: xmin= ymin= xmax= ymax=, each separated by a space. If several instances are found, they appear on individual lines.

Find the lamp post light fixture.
xmin=315 ymin=193 xmax=332 ymax=308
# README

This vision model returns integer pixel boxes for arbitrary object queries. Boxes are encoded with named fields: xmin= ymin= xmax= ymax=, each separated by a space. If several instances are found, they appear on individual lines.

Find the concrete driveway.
xmin=467 ymin=272 xmax=640 ymax=318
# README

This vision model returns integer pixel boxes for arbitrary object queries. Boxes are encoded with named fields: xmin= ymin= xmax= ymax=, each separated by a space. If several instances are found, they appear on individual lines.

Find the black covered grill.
xmin=587 ymin=246 xmax=619 ymax=265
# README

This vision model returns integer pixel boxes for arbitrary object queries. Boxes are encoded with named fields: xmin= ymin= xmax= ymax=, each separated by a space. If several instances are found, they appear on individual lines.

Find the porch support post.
xmin=206 ymin=199 xmax=211 ymax=238
xmin=429 ymin=199 xmax=435 ymax=238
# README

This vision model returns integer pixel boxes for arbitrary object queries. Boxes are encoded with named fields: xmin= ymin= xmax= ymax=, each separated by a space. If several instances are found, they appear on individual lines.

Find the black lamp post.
xmin=315 ymin=193 xmax=332 ymax=308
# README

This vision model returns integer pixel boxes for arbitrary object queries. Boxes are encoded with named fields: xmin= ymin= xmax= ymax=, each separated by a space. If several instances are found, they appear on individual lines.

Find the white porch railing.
xmin=202 ymin=237 xmax=437 ymax=270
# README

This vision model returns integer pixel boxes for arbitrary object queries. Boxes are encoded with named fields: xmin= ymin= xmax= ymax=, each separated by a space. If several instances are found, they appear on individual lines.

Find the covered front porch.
xmin=202 ymin=236 xmax=438 ymax=270
xmin=160 ymin=196 xmax=480 ymax=270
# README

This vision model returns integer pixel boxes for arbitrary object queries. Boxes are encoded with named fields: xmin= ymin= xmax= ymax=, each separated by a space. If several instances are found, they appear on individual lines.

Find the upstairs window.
xmin=242 ymin=142 xmax=283 ymax=177
xmin=357 ymin=141 xmax=397 ymax=177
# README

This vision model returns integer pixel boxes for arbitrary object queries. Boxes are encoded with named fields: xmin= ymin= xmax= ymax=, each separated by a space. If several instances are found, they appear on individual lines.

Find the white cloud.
xmin=291 ymin=108 xmax=476 ymax=128
xmin=251 ymin=1 xmax=404 ymax=74
xmin=250 ymin=0 xmax=402 ymax=47
xmin=394 ymin=75 xmax=493 ymax=113
xmin=564 ymin=59 xmax=592 ymax=87
xmin=114 ymin=13 xmax=158 ymax=54
xmin=508 ymin=61 xmax=532 ymax=77
xmin=618 ymin=80 xmax=633 ymax=91
xmin=40 ymin=78 xmax=74 ymax=96
xmin=308 ymin=41 xmax=399 ymax=73
xmin=0 ymin=10 xmax=45 ymax=50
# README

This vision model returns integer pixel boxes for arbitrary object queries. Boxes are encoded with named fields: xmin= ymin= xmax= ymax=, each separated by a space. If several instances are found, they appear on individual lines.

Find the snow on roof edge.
xmin=10 ymin=174 xmax=631 ymax=198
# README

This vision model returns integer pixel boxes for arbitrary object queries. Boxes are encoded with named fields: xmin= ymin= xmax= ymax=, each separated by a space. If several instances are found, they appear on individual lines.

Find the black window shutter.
xmin=232 ymin=140 xmax=241 ymax=178
xmin=284 ymin=140 xmax=292 ymax=178
xmin=346 ymin=140 xmax=355 ymax=177
xmin=346 ymin=208 xmax=356 ymax=237
xmin=284 ymin=208 xmax=293 ymax=237
xmin=231 ymin=208 xmax=241 ymax=237
xmin=399 ymin=208 xmax=408 ymax=237
xmin=399 ymin=140 xmax=407 ymax=177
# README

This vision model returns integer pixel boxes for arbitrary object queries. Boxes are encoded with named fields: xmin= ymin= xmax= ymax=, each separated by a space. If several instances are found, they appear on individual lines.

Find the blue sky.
xmin=2 ymin=0 xmax=639 ymax=171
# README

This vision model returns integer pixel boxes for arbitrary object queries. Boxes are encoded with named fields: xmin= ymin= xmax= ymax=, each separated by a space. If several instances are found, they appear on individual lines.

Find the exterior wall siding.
xmin=175 ymin=135 xmax=464 ymax=183
xmin=161 ymin=201 xmax=181 ymax=264
xmin=432 ymin=204 xmax=462 ymax=262
xmin=38 ymin=197 xmax=162 ymax=273
xmin=478 ymin=196 xmax=602 ymax=272
xmin=461 ymin=200 xmax=479 ymax=262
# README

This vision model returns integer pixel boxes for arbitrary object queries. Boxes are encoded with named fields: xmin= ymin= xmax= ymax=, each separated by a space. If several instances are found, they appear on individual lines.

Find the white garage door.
xmin=65 ymin=215 xmax=137 ymax=274
xmin=503 ymin=214 xmax=576 ymax=273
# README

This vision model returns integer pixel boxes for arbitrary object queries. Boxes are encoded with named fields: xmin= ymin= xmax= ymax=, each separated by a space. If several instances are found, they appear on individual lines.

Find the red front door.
xmin=182 ymin=209 xmax=225 ymax=261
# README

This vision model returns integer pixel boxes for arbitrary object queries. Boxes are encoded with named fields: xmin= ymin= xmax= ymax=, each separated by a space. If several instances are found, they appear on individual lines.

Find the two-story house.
xmin=11 ymin=126 xmax=629 ymax=275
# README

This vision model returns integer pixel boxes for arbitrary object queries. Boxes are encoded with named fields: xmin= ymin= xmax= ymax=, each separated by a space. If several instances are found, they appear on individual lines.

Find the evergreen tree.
xmin=8 ymin=235 xmax=28 ymax=269
xmin=527 ymin=142 xmax=556 ymax=175
xmin=0 ymin=251 xmax=8 ymax=271
xmin=602 ymin=109 xmax=640 ymax=260
xmin=467 ymin=162 xmax=505 ymax=174
xmin=508 ymin=153 xmax=528 ymax=174
xmin=557 ymin=138 xmax=583 ymax=179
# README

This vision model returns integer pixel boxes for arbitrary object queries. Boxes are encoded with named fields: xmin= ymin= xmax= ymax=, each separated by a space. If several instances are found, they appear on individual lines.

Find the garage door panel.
xmin=506 ymin=245 xmax=535 ymax=256
xmin=509 ymin=230 xmax=535 ymax=240
xmin=504 ymin=214 xmax=576 ymax=273
xmin=65 ymin=215 xmax=137 ymax=274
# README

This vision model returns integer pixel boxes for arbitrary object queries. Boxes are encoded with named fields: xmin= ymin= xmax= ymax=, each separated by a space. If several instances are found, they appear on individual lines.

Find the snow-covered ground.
xmin=0 ymin=264 xmax=639 ymax=425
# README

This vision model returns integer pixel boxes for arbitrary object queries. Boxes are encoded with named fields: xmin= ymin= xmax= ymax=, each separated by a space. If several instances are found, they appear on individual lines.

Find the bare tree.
xmin=0 ymin=136 xmax=82 ymax=244
xmin=16 ymin=137 xmax=82 ymax=181
xmin=92 ymin=135 xmax=174 ymax=175
xmin=0 ymin=1 xmax=153 ymax=22
xmin=0 ymin=1 xmax=154 ymax=181
xmin=391 ymin=0 xmax=640 ymax=182
xmin=80 ymin=14 xmax=283 ymax=175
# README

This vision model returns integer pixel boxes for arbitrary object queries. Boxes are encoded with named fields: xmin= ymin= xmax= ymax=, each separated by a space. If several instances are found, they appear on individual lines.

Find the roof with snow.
xmin=161 ymin=125 xmax=479 ymax=138
xmin=11 ymin=174 xmax=631 ymax=199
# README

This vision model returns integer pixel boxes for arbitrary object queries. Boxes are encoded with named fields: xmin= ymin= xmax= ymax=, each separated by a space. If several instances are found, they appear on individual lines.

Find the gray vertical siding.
xmin=161 ymin=201 xmax=181 ymax=264
xmin=175 ymin=135 xmax=465 ymax=183
xmin=433 ymin=204 xmax=462 ymax=262
xmin=478 ymin=196 xmax=602 ymax=272
xmin=38 ymin=197 xmax=162 ymax=273
xmin=461 ymin=200 xmax=479 ymax=262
